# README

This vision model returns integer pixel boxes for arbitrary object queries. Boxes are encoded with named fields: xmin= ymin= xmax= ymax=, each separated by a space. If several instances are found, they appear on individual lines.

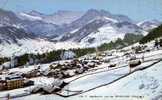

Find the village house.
xmin=0 ymin=74 xmax=24 ymax=90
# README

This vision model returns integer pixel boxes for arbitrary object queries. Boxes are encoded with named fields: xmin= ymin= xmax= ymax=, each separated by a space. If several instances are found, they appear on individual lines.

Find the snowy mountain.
xmin=137 ymin=20 xmax=161 ymax=31
xmin=11 ymin=9 xmax=149 ymax=47
xmin=18 ymin=12 xmax=43 ymax=21
xmin=78 ymin=21 xmax=145 ymax=47
xmin=16 ymin=10 xmax=84 ymax=37
xmin=21 ymin=20 xmax=59 ymax=37
xmin=27 ymin=10 xmax=45 ymax=17
xmin=18 ymin=10 xmax=84 ymax=26
xmin=0 ymin=8 xmax=149 ymax=44
xmin=0 ymin=8 xmax=59 ymax=37
xmin=47 ymin=9 xmax=120 ymax=38
xmin=57 ymin=9 xmax=115 ymax=33
xmin=0 ymin=8 xmax=161 ymax=56
xmin=0 ymin=26 xmax=80 ymax=57
xmin=67 ymin=9 xmax=133 ymax=29
xmin=44 ymin=10 xmax=84 ymax=25
xmin=16 ymin=10 xmax=45 ymax=21
xmin=0 ymin=26 xmax=35 ymax=44
xmin=58 ymin=9 xmax=146 ymax=47
xmin=0 ymin=9 xmax=22 ymax=28
xmin=17 ymin=10 xmax=44 ymax=21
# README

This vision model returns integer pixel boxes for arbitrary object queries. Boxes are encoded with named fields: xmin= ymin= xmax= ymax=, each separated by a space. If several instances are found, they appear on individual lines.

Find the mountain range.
xmin=0 ymin=8 xmax=161 ymax=52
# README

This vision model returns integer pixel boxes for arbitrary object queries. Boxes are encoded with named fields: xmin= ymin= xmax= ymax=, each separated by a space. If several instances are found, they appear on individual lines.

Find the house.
xmin=23 ymin=69 xmax=40 ymax=78
xmin=1 ymin=75 xmax=25 ymax=90
xmin=5 ymin=75 xmax=24 ymax=90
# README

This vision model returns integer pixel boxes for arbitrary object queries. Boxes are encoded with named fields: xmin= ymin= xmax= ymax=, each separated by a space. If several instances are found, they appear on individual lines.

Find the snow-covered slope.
xmin=0 ymin=8 xmax=60 ymax=37
xmin=18 ymin=10 xmax=84 ymax=26
xmin=0 ymin=26 xmax=35 ymax=44
xmin=79 ymin=24 xmax=126 ymax=47
xmin=81 ymin=22 xmax=147 ymax=47
xmin=55 ymin=9 xmax=149 ymax=47
xmin=137 ymin=20 xmax=161 ymax=31
xmin=51 ymin=9 xmax=134 ymax=40
xmin=18 ymin=12 xmax=43 ymax=21
xmin=44 ymin=10 xmax=84 ymax=25
xmin=60 ymin=17 xmax=146 ymax=47
xmin=0 ymin=26 xmax=79 ymax=57
xmin=0 ymin=8 xmax=22 ymax=28
xmin=78 ymin=61 xmax=162 ymax=100
xmin=0 ymin=39 xmax=81 ymax=57
xmin=22 ymin=20 xmax=59 ymax=37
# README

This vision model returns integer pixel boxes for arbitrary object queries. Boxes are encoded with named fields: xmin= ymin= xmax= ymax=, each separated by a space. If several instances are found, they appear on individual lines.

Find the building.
xmin=0 ymin=75 xmax=24 ymax=90
xmin=6 ymin=75 xmax=24 ymax=90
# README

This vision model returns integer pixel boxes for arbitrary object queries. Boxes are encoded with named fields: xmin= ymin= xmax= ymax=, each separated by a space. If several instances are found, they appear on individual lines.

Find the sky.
xmin=0 ymin=0 xmax=162 ymax=21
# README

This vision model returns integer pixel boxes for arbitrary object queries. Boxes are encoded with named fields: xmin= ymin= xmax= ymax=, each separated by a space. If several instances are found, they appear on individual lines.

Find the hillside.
xmin=140 ymin=24 xmax=162 ymax=44
xmin=99 ymin=33 xmax=144 ymax=51
xmin=0 ymin=26 xmax=35 ymax=44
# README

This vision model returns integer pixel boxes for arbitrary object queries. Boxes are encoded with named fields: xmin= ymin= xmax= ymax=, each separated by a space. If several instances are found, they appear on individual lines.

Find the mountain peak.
xmin=87 ymin=9 xmax=99 ymax=13
xmin=28 ymin=10 xmax=44 ymax=16
xmin=137 ymin=19 xmax=161 ymax=27
xmin=137 ymin=19 xmax=161 ymax=31
xmin=86 ymin=9 xmax=111 ymax=17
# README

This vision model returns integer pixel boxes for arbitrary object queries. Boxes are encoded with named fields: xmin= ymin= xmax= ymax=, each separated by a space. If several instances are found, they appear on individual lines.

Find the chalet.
xmin=5 ymin=75 xmax=24 ymax=90
xmin=23 ymin=69 xmax=40 ymax=78
xmin=0 ymin=75 xmax=24 ymax=90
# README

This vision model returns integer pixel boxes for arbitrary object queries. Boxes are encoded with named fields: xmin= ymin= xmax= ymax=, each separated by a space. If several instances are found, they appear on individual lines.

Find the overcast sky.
xmin=0 ymin=0 xmax=162 ymax=21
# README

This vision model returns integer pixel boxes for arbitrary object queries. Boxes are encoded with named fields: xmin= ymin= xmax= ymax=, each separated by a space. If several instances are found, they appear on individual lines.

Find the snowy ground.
xmin=0 ymin=37 xmax=162 ymax=100
xmin=0 ymin=39 xmax=81 ymax=57
xmin=8 ymin=60 xmax=161 ymax=100
xmin=0 ymin=49 xmax=162 ymax=100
